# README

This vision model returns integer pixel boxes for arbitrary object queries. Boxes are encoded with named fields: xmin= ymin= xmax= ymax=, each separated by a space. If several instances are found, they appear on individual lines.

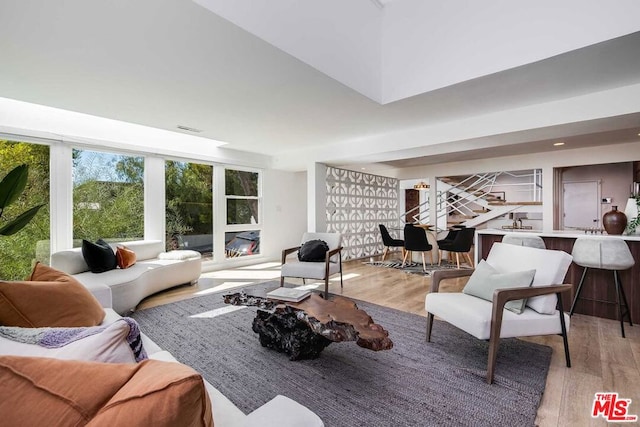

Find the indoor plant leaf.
xmin=0 ymin=164 xmax=29 ymax=210
xmin=0 ymin=204 xmax=44 ymax=236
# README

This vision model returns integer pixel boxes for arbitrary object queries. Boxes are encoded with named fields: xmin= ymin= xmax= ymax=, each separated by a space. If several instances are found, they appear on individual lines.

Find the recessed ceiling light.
xmin=553 ymin=142 xmax=565 ymax=146
xmin=361 ymin=167 xmax=366 ymax=170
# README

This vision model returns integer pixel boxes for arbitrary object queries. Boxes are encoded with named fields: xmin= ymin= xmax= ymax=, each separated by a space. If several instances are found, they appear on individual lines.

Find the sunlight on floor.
xmin=190 ymin=305 xmax=246 ymax=318
xmin=201 ymin=270 xmax=281 ymax=280
xmin=331 ymin=273 xmax=360 ymax=281
xmin=194 ymin=281 xmax=255 ymax=295
xmin=295 ymin=283 xmax=322 ymax=290
xmin=238 ymin=262 xmax=281 ymax=270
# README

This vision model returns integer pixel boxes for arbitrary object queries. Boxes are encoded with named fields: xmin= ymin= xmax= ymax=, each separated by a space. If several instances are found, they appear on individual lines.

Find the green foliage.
xmin=0 ymin=164 xmax=45 ymax=236
xmin=165 ymin=161 xmax=213 ymax=237
xmin=626 ymin=196 xmax=640 ymax=234
xmin=72 ymin=150 xmax=144 ymax=242
xmin=0 ymin=141 xmax=50 ymax=280
xmin=73 ymin=180 xmax=144 ymax=241
xmin=225 ymin=169 xmax=258 ymax=224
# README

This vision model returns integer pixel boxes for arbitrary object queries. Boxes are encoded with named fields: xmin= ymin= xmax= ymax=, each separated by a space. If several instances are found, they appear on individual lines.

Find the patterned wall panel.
xmin=326 ymin=167 xmax=400 ymax=260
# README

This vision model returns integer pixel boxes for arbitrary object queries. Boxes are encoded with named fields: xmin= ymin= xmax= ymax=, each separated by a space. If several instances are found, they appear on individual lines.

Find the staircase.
xmin=403 ymin=171 xmax=542 ymax=231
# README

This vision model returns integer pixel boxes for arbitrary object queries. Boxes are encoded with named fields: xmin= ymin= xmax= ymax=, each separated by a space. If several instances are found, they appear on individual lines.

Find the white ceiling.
xmin=0 ymin=0 xmax=639 ymax=173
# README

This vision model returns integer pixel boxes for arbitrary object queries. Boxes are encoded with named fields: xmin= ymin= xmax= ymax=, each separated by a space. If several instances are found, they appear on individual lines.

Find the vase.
xmin=624 ymin=197 xmax=639 ymax=234
xmin=602 ymin=205 xmax=627 ymax=235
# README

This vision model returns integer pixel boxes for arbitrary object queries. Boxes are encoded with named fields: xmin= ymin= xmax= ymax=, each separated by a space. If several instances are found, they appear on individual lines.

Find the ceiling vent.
xmin=176 ymin=125 xmax=203 ymax=133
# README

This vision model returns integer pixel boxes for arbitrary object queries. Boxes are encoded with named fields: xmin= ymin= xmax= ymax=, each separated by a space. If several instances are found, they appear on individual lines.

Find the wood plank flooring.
xmin=139 ymin=253 xmax=640 ymax=427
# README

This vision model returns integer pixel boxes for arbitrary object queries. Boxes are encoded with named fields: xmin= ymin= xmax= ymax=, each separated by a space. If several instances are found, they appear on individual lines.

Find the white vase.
xmin=624 ymin=197 xmax=639 ymax=234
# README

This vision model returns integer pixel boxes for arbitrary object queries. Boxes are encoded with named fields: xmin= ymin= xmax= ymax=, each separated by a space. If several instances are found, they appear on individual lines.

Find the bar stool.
xmin=569 ymin=237 xmax=634 ymax=337
xmin=501 ymin=233 xmax=546 ymax=249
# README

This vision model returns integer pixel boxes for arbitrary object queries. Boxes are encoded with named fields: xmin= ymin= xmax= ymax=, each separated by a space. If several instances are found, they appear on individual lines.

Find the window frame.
xmin=222 ymin=166 xmax=263 ymax=259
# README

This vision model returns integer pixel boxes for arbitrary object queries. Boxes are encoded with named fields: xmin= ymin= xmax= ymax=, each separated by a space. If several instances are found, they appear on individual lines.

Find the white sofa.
xmin=0 ymin=278 xmax=324 ymax=426
xmin=51 ymin=240 xmax=202 ymax=315
xmin=97 ymin=306 xmax=324 ymax=427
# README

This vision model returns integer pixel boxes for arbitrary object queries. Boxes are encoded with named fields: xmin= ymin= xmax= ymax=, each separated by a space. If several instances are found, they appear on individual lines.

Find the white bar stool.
xmin=569 ymin=237 xmax=634 ymax=337
xmin=501 ymin=233 xmax=546 ymax=249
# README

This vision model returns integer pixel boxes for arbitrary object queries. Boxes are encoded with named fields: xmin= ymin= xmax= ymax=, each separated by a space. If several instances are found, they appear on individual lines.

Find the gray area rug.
xmin=366 ymin=260 xmax=472 ymax=276
xmin=131 ymin=282 xmax=551 ymax=427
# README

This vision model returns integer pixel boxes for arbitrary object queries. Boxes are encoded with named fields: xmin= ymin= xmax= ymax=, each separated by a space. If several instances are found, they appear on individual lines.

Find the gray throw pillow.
xmin=462 ymin=260 xmax=536 ymax=314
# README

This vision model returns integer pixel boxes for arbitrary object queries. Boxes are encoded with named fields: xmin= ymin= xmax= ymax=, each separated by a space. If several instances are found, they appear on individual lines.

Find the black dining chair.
xmin=379 ymin=224 xmax=404 ymax=261
xmin=436 ymin=229 xmax=459 ymax=247
xmin=402 ymin=224 xmax=433 ymax=271
xmin=438 ymin=227 xmax=475 ymax=268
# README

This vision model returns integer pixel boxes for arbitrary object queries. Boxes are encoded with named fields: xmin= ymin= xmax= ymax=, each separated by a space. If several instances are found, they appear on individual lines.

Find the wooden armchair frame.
xmin=280 ymin=245 xmax=344 ymax=298
xmin=426 ymin=269 xmax=572 ymax=384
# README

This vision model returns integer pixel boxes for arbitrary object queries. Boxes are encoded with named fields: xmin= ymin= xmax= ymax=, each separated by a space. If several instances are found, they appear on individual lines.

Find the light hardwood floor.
xmin=139 ymin=253 xmax=640 ymax=427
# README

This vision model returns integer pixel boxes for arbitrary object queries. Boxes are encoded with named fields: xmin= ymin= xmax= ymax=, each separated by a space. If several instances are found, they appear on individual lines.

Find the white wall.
xmin=562 ymin=162 xmax=633 ymax=226
xmin=260 ymin=169 xmax=308 ymax=260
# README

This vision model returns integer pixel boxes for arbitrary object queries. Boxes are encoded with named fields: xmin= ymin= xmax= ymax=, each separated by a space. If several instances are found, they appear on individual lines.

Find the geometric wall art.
xmin=326 ymin=167 xmax=400 ymax=260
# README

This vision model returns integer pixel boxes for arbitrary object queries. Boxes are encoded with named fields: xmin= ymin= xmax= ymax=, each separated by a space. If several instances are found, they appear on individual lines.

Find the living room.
xmin=1 ymin=1 xmax=640 ymax=426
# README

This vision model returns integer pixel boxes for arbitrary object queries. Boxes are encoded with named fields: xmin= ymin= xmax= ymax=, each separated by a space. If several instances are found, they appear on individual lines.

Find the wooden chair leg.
xmin=487 ymin=335 xmax=500 ymax=385
xmin=421 ymin=252 xmax=427 ymax=272
xmin=426 ymin=313 xmax=434 ymax=342
xmin=381 ymin=247 xmax=388 ymax=261
xmin=557 ymin=292 xmax=571 ymax=368
xmin=438 ymin=250 xmax=443 ymax=266
xmin=402 ymin=250 xmax=410 ymax=267
xmin=464 ymin=252 xmax=474 ymax=267
xmin=455 ymin=253 xmax=460 ymax=269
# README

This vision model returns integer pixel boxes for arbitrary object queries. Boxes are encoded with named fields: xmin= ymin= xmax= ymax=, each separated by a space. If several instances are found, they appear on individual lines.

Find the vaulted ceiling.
xmin=0 ymin=0 xmax=639 ymax=172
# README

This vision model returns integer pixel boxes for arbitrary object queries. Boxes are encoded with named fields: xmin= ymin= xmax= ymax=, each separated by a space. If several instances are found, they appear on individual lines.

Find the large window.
xmin=0 ymin=140 xmax=50 ymax=280
xmin=225 ymin=169 xmax=259 ymax=225
xmin=165 ymin=161 xmax=213 ymax=258
xmin=225 ymin=169 xmax=260 ymax=258
xmin=73 ymin=149 xmax=144 ymax=243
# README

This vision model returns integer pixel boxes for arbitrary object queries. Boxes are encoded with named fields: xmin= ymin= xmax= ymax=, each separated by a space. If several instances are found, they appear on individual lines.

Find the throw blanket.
xmin=0 ymin=318 xmax=147 ymax=362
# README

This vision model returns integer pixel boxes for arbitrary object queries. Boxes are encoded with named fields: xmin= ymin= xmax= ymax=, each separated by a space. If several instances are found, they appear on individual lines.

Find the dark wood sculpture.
xmin=223 ymin=292 xmax=393 ymax=360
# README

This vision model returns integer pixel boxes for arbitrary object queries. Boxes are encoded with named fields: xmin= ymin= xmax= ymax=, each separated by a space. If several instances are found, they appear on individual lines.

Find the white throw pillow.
xmin=485 ymin=243 xmax=573 ymax=314
xmin=0 ymin=318 xmax=145 ymax=363
xmin=462 ymin=260 xmax=536 ymax=314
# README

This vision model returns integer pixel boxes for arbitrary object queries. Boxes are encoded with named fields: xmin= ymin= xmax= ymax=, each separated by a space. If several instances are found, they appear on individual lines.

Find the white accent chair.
xmin=501 ymin=233 xmax=546 ymax=249
xmin=425 ymin=243 xmax=573 ymax=384
xmin=280 ymin=232 xmax=343 ymax=298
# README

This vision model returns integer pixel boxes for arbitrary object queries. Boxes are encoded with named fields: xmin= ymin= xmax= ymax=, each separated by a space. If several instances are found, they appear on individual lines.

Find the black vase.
xmin=602 ymin=206 xmax=627 ymax=235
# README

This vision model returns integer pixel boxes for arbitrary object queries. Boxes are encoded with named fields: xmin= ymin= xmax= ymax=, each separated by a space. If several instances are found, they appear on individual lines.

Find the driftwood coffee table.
xmin=223 ymin=291 xmax=393 ymax=360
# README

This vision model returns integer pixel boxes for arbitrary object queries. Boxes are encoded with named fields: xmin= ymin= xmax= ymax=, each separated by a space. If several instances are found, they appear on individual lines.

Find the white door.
xmin=563 ymin=181 xmax=600 ymax=229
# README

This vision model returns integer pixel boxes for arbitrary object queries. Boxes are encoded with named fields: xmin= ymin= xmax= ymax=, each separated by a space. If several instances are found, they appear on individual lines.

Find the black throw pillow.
xmin=298 ymin=239 xmax=329 ymax=262
xmin=82 ymin=239 xmax=117 ymax=273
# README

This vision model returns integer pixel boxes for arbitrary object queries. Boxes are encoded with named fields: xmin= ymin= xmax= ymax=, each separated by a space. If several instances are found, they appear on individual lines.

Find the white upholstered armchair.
xmin=425 ymin=243 xmax=574 ymax=384
xmin=280 ymin=232 xmax=343 ymax=298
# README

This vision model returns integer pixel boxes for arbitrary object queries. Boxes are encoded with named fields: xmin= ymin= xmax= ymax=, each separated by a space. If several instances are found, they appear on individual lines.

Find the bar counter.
xmin=476 ymin=229 xmax=640 ymax=322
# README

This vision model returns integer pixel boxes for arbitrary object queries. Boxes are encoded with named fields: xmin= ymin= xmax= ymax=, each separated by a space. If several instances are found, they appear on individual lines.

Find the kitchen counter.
xmin=477 ymin=228 xmax=640 ymax=241
xmin=476 ymin=228 xmax=640 ymax=322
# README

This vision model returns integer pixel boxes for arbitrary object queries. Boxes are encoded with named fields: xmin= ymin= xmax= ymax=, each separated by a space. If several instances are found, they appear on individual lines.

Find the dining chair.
xmin=379 ymin=224 xmax=404 ymax=261
xmin=438 ymin=227 xmax=475 ymax=268
xmin=402 ymin=224 xmax=433 ymax=271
